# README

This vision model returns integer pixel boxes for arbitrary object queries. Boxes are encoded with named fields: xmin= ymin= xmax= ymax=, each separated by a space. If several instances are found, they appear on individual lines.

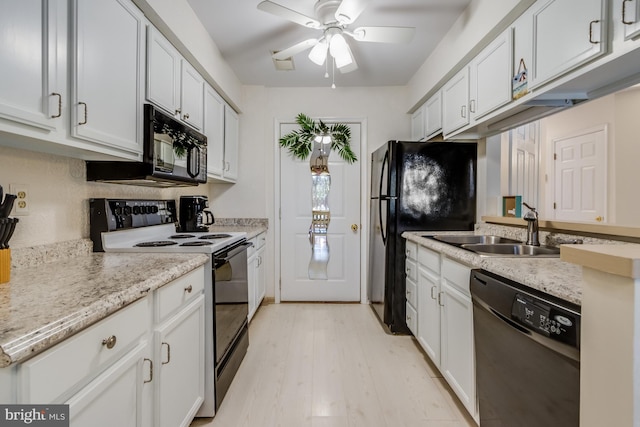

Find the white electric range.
xmin=90 ymin=199 xmax=250 ymax=417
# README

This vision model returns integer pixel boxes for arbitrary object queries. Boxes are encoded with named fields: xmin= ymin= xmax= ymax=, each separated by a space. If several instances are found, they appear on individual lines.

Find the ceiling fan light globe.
xmin=308 ymin=40 xmax=328 ymax=66
xmin=329 ymin=33 xmax=353 ymax=68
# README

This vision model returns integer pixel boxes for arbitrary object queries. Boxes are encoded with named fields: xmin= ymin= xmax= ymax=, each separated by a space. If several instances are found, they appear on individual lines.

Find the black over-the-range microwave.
xmin=86 ymin=104 xmax=208 ymax=187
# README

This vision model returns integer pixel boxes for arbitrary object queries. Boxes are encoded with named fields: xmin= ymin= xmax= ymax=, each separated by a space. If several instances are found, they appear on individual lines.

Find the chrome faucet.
xmin=522 ymin=202 xmax=539 ymax=246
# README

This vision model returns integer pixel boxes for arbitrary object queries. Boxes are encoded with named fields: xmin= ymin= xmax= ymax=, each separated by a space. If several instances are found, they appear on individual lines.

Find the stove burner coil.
xmin=135 ymin=241 xmax=179 ymax=247
xmin=199 ymin=234 xmax=233 ymax=240
xmin=170 ymin=234 xmax=196 ymax=239
xmin=181 ymin=241 xmax=214 ymax=246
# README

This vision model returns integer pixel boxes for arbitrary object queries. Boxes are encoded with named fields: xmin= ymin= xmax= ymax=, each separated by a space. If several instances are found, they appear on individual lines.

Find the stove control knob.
xmin=133 ymin=206 xmax=141 ymax=215
xmin=113 ymin=206 xmax=123 ymax=216
xmin=151 ymin=205 xmax=159 ymax=213
xmin=123 ymin=206 xmax=132 ymax=216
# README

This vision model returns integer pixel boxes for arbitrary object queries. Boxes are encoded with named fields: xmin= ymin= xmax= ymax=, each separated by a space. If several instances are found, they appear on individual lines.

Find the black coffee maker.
xmin=178 ymin=196 xmax=214 ymax=232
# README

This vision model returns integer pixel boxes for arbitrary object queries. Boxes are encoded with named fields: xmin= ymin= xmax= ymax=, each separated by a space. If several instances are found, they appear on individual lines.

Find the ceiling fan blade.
xmin=334 ymin=0 xmax=367 ymax=25
xmin=257 ymin=1 xmax=321 ymax=28
xmin=352 ymin=26 xmax=415 ymax=44
xmin=272 ymin=39 xmax=318 ymax=60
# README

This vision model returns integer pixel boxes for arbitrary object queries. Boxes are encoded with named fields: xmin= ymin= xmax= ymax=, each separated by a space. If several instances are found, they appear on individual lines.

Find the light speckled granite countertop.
xmin=403 ymin=231 xmax=584 ymax=305
xmin=0 ymin=253 xmax=209 ymax=367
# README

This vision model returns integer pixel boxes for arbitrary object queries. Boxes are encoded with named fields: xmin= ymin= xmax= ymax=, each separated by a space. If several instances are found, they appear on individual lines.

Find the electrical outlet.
xmin=10 ymin=184 xmax=29 ymax=215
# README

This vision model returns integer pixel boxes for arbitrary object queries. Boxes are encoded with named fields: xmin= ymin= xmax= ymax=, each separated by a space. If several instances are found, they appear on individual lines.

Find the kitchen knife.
xmin=0 ymin=219 xmax=8 ymax=249
xmin=0 ymin=194 xmax=16 ymax=218
xmin=0 ymin=185 xmax=3 ymax=207
xmin=4 ymin=218 xmax=18 ymax=249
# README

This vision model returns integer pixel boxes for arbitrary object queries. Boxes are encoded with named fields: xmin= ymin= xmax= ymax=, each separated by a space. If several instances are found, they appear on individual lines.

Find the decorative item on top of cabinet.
xmin=146 ymin=26 xmax=204 ymax=131
xmin=71 ymin=0 xmax=145 ymax=159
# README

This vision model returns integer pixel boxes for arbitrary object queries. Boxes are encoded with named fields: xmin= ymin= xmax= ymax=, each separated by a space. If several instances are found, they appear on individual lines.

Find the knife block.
xmin=0 ymin=249 xmax=10 ymax=283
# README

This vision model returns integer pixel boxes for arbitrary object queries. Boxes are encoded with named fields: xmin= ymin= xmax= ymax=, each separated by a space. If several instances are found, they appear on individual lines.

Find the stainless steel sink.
xmin=430 ymin=235 xmax=521 ymax=245
xmin=460 ymin=243 xmax=560 ymax=257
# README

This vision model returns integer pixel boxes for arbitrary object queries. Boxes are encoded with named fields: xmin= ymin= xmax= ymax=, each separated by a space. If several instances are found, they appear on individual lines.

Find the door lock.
xmin=351 ymin=224 xmax=359 ymax=232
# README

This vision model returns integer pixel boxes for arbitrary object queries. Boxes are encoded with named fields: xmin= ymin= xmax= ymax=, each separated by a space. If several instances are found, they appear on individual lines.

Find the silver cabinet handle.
xmin=623 ymin=0 xmax=635 ymax=24
xmin=438 ymin=291 xmax=444 ymax=307
xmin=461 ymin=105 xmax=466 ymax=118
xmin=143 ymin=358 xmax=153 ymax=383
xmin=175 ymin=108 xmax=181 ymax=115
xmin=183 ymin=113 xmax=190 ymax=120
xmin=430 ymin=285 xmax=438 ymax=300
xmin=78 ymin=102 xmax=87 ymax=125
xmin=102 ymin=335 xmax=117 ymax=349
xmin=589 ymin=20 xmax=601 ymax=44
xmin=161 ymin=342 xmax=171 ymax=365
xmin=51 ymin=93 xmax=62 ymax=118
xmin=184 ymin=285 xmax=193 ymax=293
xmin=470 ymin=99 xmax=476 ymax=114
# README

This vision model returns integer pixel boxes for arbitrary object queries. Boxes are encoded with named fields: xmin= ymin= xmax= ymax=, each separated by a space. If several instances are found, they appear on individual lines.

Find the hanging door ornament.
xmin=308 ymin=141 xmax=331 ymax=279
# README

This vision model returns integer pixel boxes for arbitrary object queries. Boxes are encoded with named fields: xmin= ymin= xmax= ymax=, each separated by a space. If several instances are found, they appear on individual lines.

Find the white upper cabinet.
xmin=0 ymin=0 xmax=66 ymax=134
xmin=621 ymin=0 xmax=640 ymax=40
xmin=223 ymin=105 xmax=239 ymax=182
xmin=71 ymin=0 xmax=145 ymax=159
xmin=146 ymin=27 xmax=181 ymax=117
xmin=469 ymin=28 xmax=513 ymax=120
xmin=179 ymin=62 xmax=205 ymax=131
xmin=442 ymin=67 xmax=470 ymax=136
xmin=204 ymin=84 xmax=225 ymax=179
xmin=424 ymin=91 xmax=443 ymax=139
xmin=530 ymin=0 xmax=607 ymax=90
xmin=410 ymin=106 xmax=426 ymax=141
xmin=146 ymin=27 xmax=204 ymax=131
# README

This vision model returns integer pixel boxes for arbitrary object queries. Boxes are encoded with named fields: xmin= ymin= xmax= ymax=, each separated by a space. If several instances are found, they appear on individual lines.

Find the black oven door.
xmin=213 ymin=242 xmax=250 ymax=366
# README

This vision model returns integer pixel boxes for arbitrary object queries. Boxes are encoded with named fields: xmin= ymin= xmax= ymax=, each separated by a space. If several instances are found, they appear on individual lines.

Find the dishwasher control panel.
xmin=511 ymin=294 xmax=578 ymax=346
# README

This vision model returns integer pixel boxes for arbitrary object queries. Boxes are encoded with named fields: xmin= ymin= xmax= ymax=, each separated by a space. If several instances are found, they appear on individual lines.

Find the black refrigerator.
xmin=369 ymin=140 xmax=477 ymax=334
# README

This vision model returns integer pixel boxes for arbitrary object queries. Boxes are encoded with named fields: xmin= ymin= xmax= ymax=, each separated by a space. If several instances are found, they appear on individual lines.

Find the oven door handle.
xmin=215 ymin=242 xmax=252 ymax=264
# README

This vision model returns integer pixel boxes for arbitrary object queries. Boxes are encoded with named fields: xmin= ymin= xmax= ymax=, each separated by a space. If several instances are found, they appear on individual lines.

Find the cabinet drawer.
xmin=406 ymin=278 xmax=417 ymax=308
xmin=418 ymin=245 xmax=440 ymax=274
xmin=406 ymin=302 xmax=418 ymax=335
xmin=157 ymin=267 xmax=205 ymax=322
xmin=405 ymin=241 xmax=418 ymax=261
xmin=405 ymin=258 xmax=417 ymax=282
xmin=19 ymin=297 xmax=150 ymax=403
xmin=255 ymin=232 xmax=266 ymax=250
xmin=442 ymin=257 xmax=471 ymax=295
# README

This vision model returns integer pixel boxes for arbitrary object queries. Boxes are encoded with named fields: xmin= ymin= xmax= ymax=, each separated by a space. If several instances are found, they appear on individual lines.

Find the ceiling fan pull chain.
xmin=325 ymin=55 xmax=329 ymax=79
xmin=332 ymin=56 xmax=336 ymax=89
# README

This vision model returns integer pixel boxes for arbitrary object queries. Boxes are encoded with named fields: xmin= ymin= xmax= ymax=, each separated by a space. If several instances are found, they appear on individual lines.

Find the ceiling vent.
xmin=272 ymin=51 xmax=295 ymax=71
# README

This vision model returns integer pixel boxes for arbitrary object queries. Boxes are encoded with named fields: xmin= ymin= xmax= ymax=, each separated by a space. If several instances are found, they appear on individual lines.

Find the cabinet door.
xmin=0 ymin=0 xmax=65 ymax=133
xmin=66 ymin=342 xmax=152 ymax=427
xmin=417 ymin=267 xmax=441 ymax=366
xmin=247 ymin=253 xmax=258 ymax=322
xmin=146 ymin=26 xmax=180 ymax=116
xmin=204 ymin=84 xmax=225 ymax=179
xmin=440 ymin=280 xmax=476 ymax=418
xmin=223 ymin=105 xmax=239 ymax=181
xmin=411 ymin=107 xmax=425 ymax=141
xmin=424 ymin=91 xmax=442 ymax=138
xmin=155 ymin=295 xmax=205 ymax=427
xmin=469 ymin=28 xmax=512 ymax=120
xmin=179 ymin=61 xmax=204 ymax=130
xmin=442 ymin=67 xmax=470 ymax=135
xmin=621 ymin=0 xmax=640 ymax=40
xmin=256 ymin=246 xmax=266 ymax=306
xmin=71 ymin=0 xmax=144 ymax=158
xmin=531 ymin=0 xmax=607 ymax=89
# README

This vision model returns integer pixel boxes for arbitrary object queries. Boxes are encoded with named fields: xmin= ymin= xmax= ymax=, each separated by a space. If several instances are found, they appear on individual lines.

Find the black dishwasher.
xmin=470 ymin=269 xmax=581 ymax=427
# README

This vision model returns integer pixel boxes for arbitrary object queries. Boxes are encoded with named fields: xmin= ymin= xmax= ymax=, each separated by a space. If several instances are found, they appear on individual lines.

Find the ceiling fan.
xmin=257 ymin=0 xmax=415 ymax=74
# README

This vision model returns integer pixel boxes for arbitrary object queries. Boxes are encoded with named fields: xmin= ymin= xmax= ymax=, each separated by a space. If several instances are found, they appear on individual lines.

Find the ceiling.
xmin=186 ymin=0 xmax=472 ymax=88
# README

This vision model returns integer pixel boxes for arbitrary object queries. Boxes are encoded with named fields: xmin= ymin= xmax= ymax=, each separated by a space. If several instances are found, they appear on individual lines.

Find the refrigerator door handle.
xmin=379 ymin=150 xmax=390 ymax=244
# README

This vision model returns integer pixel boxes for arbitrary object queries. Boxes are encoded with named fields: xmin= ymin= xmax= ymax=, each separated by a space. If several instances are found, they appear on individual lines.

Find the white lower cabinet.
xmin=405 ymin=241 xmax=419 ymax=335
xmin=410 ymin=243 xmax=477 ymax=421
xmin=10 ymin=266 xmax=206 ymax=427
xmin=154 ymin=295 xmax=205 ymax=427
xmin=248 ymin=232 xmax=267 ymax=322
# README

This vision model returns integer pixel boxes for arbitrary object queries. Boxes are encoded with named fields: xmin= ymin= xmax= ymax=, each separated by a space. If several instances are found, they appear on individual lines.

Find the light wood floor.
xmin=191 ymin=303 xmax=476 ymax=427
